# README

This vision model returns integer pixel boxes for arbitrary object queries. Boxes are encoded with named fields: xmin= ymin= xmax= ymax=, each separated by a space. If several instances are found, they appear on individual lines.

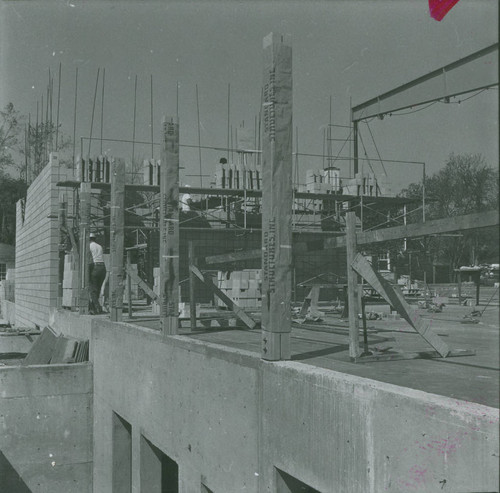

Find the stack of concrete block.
xmin=15 ymin=153 xmax=75 ymax=328
xmin=214 ymin=161 xmax=261 ymax=190
xmin=75 ymin=155 xmax=112 ymax=183
xmin=143 ymin=159 xmax=161 ymax=186
xmin=151 ymin=267 xmax=161 ymax=315
xmin=62 ymin=253 xmax=74 ymax=308
xmin=124 ymin=264 xmax=139 ymax=301
xmin=217 ymin=269 xmax=262 ymax=308
xmin=306 ymin=169 xmax=334 ymax=194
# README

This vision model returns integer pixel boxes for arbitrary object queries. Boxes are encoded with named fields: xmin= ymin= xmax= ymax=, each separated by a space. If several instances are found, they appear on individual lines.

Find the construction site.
xmin=0 ymin=28 xmax=499 ymax=493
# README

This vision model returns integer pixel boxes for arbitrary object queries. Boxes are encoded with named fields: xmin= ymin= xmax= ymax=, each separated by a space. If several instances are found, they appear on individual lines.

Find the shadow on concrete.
xmin=0 ymin=451 xmax=32 ymax=492
xmin=292 ymin=343 xmax=349 ymax=361
xmin=429 ymin=358 xmax=500 ymax=372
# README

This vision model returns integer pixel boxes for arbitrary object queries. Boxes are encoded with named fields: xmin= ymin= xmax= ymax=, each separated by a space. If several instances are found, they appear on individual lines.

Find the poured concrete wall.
xmin=92 ymin=320 xmax=499 ymax=493
xmin=15 ymin=154 xmax=73 ymax=328
xmin=0 ymin=363 xmax=93 ymax=492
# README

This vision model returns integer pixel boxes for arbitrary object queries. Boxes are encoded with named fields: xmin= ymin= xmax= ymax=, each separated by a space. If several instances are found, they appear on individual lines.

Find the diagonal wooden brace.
xmin=190 ymin=265 xmax=257 ymax=330
xmin=351 ymin=253 xmax=450 ymax=357
xmin=125 ymin=266 xmax=159 ymax=302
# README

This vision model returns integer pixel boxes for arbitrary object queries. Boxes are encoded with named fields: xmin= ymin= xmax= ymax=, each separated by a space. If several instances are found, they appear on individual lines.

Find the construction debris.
xmin=22 ymin=327 xmax=89 ymax=365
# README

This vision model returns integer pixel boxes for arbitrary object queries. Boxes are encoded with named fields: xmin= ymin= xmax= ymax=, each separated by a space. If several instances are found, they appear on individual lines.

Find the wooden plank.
xmin=110 ymin=158 xmax=126 ymax=322
xmin=22 ymin=327 xmax=57 ymax=366
xmin=50 ymin=336 xmax=78 ymax=364
xmin=159 ymin=116 xmax=180 ymax=335
xmin=354 ymin=349 xmax=476 ymax=363
xmin=260 ymin=32 xmax=293 ymax=361
xmin=351 ymin=252 xmax=450 ymax=357
xmin=126 ymin=251 xmax=133 ymax=318
xmin=57 ymin=180 xmax=412 ymax=205
xmin=346 ymin=212 xmax=361 ymax=359
xmin=325 ymin=210 xmax=499 ymax=250
xmin=78 ymin=182 xmax=91 ymax=314
xmin=190 ymin=265 xmax=257 ymax=330
xmin=125 ymin=266 xmax=158 ymax=302
xmin=205 ymin=248 xmax=262 ymax=265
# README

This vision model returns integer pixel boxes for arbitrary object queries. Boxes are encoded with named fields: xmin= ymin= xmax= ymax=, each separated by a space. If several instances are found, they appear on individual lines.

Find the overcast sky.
xmin=1 ymin=0 xmax=498 ymax=190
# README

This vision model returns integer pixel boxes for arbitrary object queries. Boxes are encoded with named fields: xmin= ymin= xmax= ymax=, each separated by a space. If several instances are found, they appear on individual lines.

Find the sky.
xmin=0 ymin=0 xmax=498 ymax=191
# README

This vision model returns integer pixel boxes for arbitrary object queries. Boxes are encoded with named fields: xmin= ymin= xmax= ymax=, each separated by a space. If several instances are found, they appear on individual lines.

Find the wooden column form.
xmin=159 ymin=116 xmax=180 ymax=335
xmin=78 ymin=182 xmax=91 ymax=314
xmin=261 ymin=33 xmax=293 ymax=361
xmin=188 ymin=241 xmax=196 ymax=332
xmin=346 ymin=211 xmax=361 ymax=359
xmin=127 ymin=250 xmax=133 ymax=319
xmin=110 ymin=158 xmax=125 ymax=322
xmin=57 ymin=195 xmax=67 ymax=308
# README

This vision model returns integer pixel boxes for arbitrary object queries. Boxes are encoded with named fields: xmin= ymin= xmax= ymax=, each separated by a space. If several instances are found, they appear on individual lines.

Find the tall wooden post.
xmin=346 ymin=211 xmax=361 ymax=359
xmin=127 ymin=250 xmax=133 ymax=319
xmin=353 ymin=120 xmax=359 ymax=176
xmin=159 ymin=116 xmax=180 ymax=335
xmin=261 ymin=33 xmax=293 ymax=361
xmin=57 ymin=195 xmax=67 ymax=308
xmin=110 ymin=158 xmax=125 ymax=322
xmin=78 ymin=182 xmax=91 ymax=314
xmin=189 ymin=241 xmax=197 ymax=332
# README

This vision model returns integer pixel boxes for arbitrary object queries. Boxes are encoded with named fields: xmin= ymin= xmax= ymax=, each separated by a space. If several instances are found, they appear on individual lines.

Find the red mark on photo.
xmin=429 ymin=0 xmax=461 ymax=21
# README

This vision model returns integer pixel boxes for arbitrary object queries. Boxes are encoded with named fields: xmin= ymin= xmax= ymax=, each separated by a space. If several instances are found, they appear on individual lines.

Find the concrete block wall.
xmin=92 ymin=320 xmax=499 ymax=493
xmin=0 ymin=364 xmax=93 ymax=492
xmin=15 ymin=154 xmax=73 ymax=328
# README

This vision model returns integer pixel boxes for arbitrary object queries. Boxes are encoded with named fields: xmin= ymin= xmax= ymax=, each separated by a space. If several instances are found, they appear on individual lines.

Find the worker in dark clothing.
xmin=89 ymin=232 xmax=106 ymax=314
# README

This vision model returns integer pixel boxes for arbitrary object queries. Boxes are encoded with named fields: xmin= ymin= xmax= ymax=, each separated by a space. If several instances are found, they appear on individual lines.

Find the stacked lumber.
xmin=22 ymin=327 xmax=89 ymax=365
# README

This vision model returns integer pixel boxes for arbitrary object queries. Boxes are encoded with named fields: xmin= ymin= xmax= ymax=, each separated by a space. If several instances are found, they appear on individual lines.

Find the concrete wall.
xmin=15 ymin=154 xmax=73 ymax=328
xmin=1 ymin=300 xmax=16 ymax=325
xmin=0 ymin=363 xmax=93 ymax=492
xmin=92 ymin=320 xmax=499 ymax=493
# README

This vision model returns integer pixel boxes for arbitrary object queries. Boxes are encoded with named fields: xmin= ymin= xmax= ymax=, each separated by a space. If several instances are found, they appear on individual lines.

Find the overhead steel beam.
xmin=352 ymin=43 xmax=498 ymax=122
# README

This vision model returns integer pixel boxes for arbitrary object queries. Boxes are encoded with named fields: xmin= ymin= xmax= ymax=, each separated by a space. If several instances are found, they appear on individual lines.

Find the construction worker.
xmin=89 ymin=232 xmax=106 ymax=314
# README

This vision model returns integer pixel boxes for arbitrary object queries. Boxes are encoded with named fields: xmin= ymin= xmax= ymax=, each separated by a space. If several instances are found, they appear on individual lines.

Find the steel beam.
xmin=352 ymin=43 xmax=498 ymax=122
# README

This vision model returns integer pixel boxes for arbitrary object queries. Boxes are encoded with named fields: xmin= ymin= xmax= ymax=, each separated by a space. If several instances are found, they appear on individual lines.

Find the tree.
xmin=0 ymin=103 xmax=21 ymax=172
xmin=19 ymin=121 xmax=73 ymax=181
xmin=400 ymin=153 xmax=499 ymax=279
xmin=0 ymin=171 xmax=27 ymax=244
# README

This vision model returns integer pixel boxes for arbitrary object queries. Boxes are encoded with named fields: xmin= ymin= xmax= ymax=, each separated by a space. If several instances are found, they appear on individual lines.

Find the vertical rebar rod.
xmin=196 ymin=84 xmax=203 ymax=187
xmin=56 ymin=62 xmax=62 ymax=150
xmin=100 ymin=68 xmax=105 ymax=155
xmin=227 ymin=83 xmax=230 ymax=162
xmin=150 ymin=74 xmax=154 ymax=159
xmin=88 ymin=68 xmax=100 ymax=156
xmin=132 ymin=75 xmax=137 ymax=165
xmin=72 ymin=67 xmax=78 ymax=164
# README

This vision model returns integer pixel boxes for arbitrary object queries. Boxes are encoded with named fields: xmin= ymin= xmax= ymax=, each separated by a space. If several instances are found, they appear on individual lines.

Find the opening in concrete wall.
xmin=0 ymin=451 xmax=32 ymax=493
xmin=112 ymin=412 xmax=132 ymax=493
xmin=276 ymin=468 xmax=321 ymax=493
xmin=140 ymin=435 xmax=179 ymax=493
xmin=201 ymin=483 xmax=215 ymax=493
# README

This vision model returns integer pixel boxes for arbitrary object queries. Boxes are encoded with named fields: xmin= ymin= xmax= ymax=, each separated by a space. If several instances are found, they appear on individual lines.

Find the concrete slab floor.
xmin=131 ymin=301 xmax=499 ymax=409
